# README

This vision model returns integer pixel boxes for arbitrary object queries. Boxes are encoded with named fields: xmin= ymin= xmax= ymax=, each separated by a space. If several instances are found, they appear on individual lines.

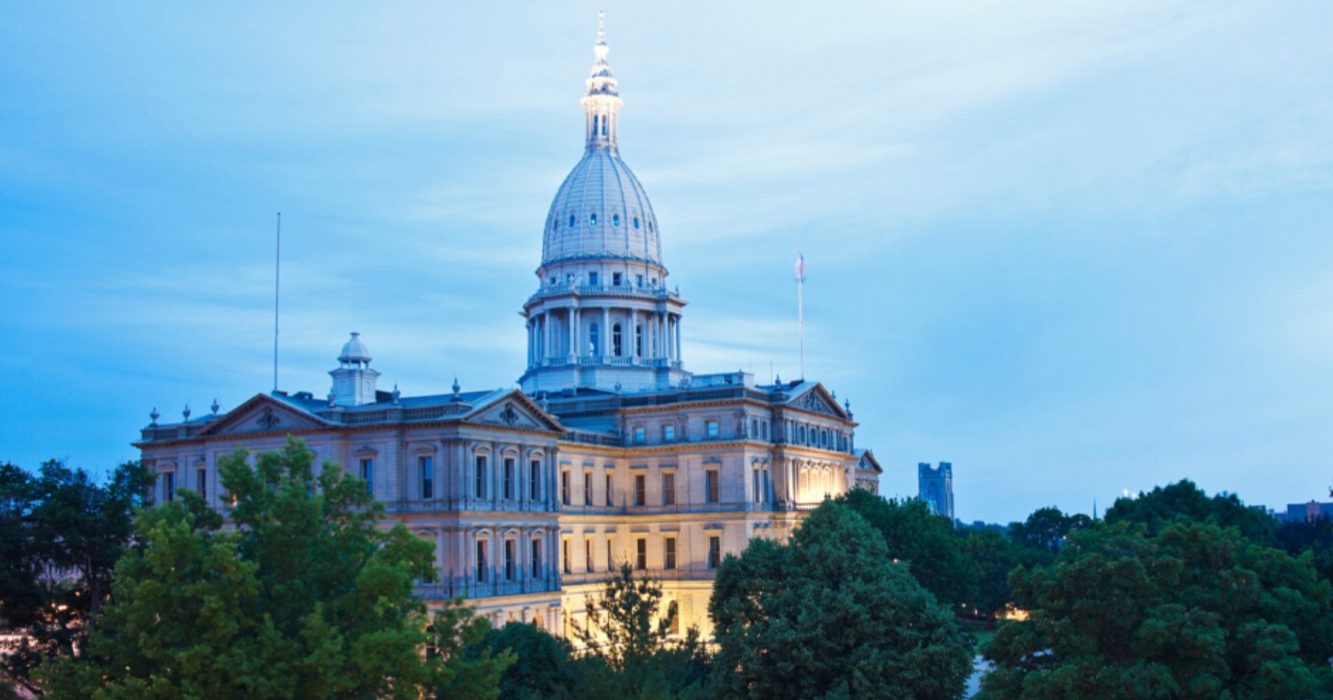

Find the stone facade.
xmin=135 ymin=15 xmax=880 ymax=639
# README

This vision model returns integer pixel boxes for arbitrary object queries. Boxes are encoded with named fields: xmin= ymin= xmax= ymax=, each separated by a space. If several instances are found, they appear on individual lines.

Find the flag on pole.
xmin=795 ymin=251 xmax=805 ymax=282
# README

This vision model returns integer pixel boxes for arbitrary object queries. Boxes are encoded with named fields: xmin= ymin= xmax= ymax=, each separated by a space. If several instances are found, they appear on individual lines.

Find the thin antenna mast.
xmin=273 ymin=212 xmax=281 ymax=393
xmin=795 ymin=251 xmax=805 ymax=380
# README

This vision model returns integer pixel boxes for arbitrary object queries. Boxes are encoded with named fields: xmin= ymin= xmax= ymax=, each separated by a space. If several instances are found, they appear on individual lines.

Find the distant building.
xmin=1278 ymin=501 xmax=1333 ymax=523
xmin=918 ymin=461 xmax=955 ymax=521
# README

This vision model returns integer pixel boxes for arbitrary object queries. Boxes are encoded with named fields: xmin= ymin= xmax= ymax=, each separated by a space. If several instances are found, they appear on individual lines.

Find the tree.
xmin=980 ymin=521 xmax=1333 ymax=699
xmin=959 ymin=528 xmax=1027 ymax=619
xmin=38 ymin=438 xmax=510 ymax=699
xmin=1276 ymin=515 xmax=1333 ymax=583
xmin=571 ymin=562 xmax=712 ymax=699
xmin=0 ymin=459 xmax=153 ymax=696
xmin=1007 ymin=507 xmax=1090 ymax=554
xmin=835 ymin=488 xmax=974 ymax=611
xmin=471 ymin=622 xmax=618 ymax=700
xmin=710 ymin=502 xmax=973 ymax=700
xmin=1104 ymin=479 xmax=1275 ymax=545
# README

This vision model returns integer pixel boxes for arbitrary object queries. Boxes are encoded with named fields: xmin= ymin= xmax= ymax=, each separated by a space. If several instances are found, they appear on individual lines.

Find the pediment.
xmin=788 ymin=384 xmax=848 ymax=419
xmin=465 ymin=391 xmax=563 ymax=432
xmin=201 ymin=395 xmax=328 ymax=437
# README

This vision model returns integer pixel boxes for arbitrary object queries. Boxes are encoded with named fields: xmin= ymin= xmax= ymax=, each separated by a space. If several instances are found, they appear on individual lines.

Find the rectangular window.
xmin=588 ymin=271 xmax=599 ymax=286
xmin=503 ymin=458 xmax=515 ymax=500
xmin=706 ymin=420 xmax=720 ymax=438
xmin=663 ymin=473 xmax=675 ymax=506
xmin=633 ymin=426 xmax=645 ymax=443
xmin=474 ymin=455 xmax=487 ymax=499
xmin=360 ymin=458 xmax=374 ymax=496
xmin=605 ymin=473 xmax=614 ymax=506
xmin=662 ymin=424 xmax=675 ymax=442
xmin=665 ymin=537 xmax=677 ymax=570
xmin=612 ymin=272 xmax=623 ymax=286
xmin=563 ymin=539 xmax=572 ymax=574
xmin=669 ymin=604 xmax=680 ymax=635
xmin=634 ymin=474 xmax=646 ymax=506
xmin=420 ymin=456 xmax=433 ymax=499
xmin=196 ymin=467 xmax=207 ymax=500
xmin=585 ymin=539 xmax=594 ymax=573
xmin=530 ymin=459 xmax=542 ymax=500
xmin=706 ymin=470 xmax=720 ymax=504
xmin=636 ymin=538 xmax=647 ymax=570
xmin=531 ymin=539 xmax=542 ymax=578
xmin=505 ymin=539 xmax=516 ymax=581
xmin=561 ymin=471 xmax=570 ymax=506
xmin=754 ymin=470 xmax=762 ymax=504
xmin=584 ymin=471 xmax=593 ymax=505
xmin=606 ymin=539 xmax=613 ymax=571
xmin=476 ymin=540 xmax=488 ymax=582
xmin=708 ymin=536 xmax=721 ymax=569
xmin=162 ymin=472 xmax=175 ymax=502
xmin=636 ymin=274 xmax=644 ymax=287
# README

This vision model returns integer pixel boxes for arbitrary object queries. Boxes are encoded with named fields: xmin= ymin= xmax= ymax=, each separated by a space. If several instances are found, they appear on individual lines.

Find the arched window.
xmin=569 ymin=214 xmax=576 ymax=228
xmin=589 ymin=322 xmax=600 ymax=356
xmin=589 ymin=212 xmax=597 ymax=226
xmin=592 ymin=114 xmax=599 ymax=135
xmin=612 ymin=323 xmax=623 ymax=357
xmin=612 ymin=213 xmax=620 ymax=227
xmin=633 ymin=217 xmax=640 ymax=229
xmin=635 ymin=324 xmax=643 ymax=356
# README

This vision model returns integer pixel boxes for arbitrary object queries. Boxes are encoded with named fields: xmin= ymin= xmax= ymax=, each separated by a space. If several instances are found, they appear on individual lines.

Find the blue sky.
xmin=2 ymin=1 xmax=1331 ymax=523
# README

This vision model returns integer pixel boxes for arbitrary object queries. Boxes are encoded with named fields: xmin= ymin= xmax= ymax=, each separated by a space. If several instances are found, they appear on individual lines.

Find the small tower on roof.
xmin=329 ymin=332 xmax=380 ymax=406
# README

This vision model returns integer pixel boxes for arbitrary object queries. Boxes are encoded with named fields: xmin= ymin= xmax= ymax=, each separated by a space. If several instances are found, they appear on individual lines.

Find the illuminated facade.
xmin=135 ymin=15 xmax=879 ymax=638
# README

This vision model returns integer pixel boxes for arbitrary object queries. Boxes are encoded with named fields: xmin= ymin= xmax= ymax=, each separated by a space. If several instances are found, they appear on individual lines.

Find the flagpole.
xmin=796 ymin=251 xmax=805 ymax=380
xmin=273 ymin=212 xmax=281 ymax=393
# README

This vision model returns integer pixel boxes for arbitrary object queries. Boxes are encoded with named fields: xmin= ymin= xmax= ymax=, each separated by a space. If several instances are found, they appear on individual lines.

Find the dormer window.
xmin=589 ymin=212 xmax=598 ymax=226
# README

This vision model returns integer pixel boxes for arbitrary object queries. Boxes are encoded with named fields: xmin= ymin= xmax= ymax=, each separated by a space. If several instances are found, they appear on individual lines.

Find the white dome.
xmin=541 ymin=148 xmax=661 ymax=267
xmin=338 ymin=332 xmax=371 ymax=364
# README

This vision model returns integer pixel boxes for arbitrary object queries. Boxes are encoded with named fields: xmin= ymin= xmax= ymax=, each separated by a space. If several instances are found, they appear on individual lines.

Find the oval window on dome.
xmin=612 ymin=214 xmax=620 ymax=227
xmin=589 ymin=212 xmax=598 ymax=226
xmin=648 ymin=221 xmax=654 ymax=233
xmin=552 ymin=217 xmax=559 ymax=231
xmin=633 ymin=217 xmax=640 ymax=229
xmin=569 ymin=214 xmax=576 ymax=228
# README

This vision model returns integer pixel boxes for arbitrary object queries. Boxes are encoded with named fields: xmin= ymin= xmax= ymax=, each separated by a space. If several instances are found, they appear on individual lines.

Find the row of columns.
xmin=527 ymin=306 xmax=682 ymax=367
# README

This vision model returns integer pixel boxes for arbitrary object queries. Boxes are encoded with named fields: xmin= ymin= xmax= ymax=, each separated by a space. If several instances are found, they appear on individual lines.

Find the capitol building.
xmin=135 ymin=17 xmax=881 ymax=638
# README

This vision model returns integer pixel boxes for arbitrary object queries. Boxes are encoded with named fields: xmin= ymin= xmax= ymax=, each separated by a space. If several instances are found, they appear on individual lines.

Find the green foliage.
xmin=1008 ymin=507 xmax=1091 ymax=554
xmin=835 ymin=488 xmax=974 ymax=610
xmin=0 ymin=459 xmax=153 ymax=696
xmin=710 ymin=501 xmax=973 ymax=700
xmin=960 ymin=528 xmax=1039 ymax=619
xmin=1276 ymin=516 xmax=1333 ymax=582
xmin=571 ymin=562 xmax=713 ymax=699
xmin=37 ymin=438 xmax=510 ymax=699
xmin=1105 ymin=479 xmax=1276 ymax=545
xmin=472 ymin=621 xmax=618 ymax=700
xmin=980 ymin=520 xmax=1333 ymax=699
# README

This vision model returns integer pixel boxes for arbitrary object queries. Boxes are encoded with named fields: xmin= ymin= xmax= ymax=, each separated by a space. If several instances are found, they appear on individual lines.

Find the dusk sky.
xmin=2 ymin=1 xmax=1331 ymax=523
